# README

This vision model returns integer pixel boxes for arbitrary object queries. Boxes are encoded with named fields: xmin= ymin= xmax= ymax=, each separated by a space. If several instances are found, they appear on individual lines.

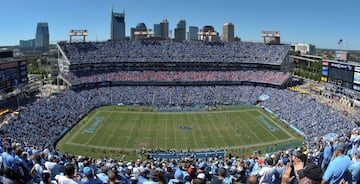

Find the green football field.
xmin=56 ymin=105 xmax=303 ymax=159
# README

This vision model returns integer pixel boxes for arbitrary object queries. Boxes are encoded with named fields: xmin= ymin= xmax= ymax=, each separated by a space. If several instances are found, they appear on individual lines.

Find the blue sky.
xmin=1 ymin=0 xmax=359 ymax=50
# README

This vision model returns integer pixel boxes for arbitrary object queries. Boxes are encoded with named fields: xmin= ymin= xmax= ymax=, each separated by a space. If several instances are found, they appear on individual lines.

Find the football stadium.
xmin=0 ymin=33 xmax=358 ymax=183
xmin=56 ymin=104 xmax=302 ymax=159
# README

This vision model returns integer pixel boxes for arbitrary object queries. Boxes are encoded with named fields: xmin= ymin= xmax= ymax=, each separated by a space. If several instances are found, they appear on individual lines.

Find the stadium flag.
xmin=338 ymin=38 xmax=343 ymax=45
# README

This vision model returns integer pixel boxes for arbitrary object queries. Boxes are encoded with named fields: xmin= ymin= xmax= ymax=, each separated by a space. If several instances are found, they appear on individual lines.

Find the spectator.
xmin=168 ymin=169 xmax=185 ymax=184
xmin=246 ymin=175 xmax=258 ymax=184
xmin=144 ymin=170 xmax=160 ymax=184
xmin=108 ymin=172 xmax=121 ymax=184
xmin=322 ymin=142 xmax=351 ymax=184
xmin=281 ymin=162 xmax=323 ymax=184
xmin=96 ymin=166 xmax=109 ymax=184
xmin=258 ymin=159 xmax=276 ymax=184
xmin=211 ymin=168 xmax=230 ymax=184
xmin=138 ymin=168 xmax=150 ymax=184
xmin=80 ymin=166 xmax=102 ymax=184
xmin=31 ymin=154 xmax=44 ymax=183
xmin=40 ymin=170 xmax=56 ymax=184
xmin=45 ymin=156 xmax=60 ymax=180
xmin=322 ymin=141 xmax=334 ymax=170
xmin=2 ymin=146 xmax=15 ymax=170
xmin=348 ymin=151 xmax=360 ymax=184
xmin=57 ymin=163 xmax=80 ymax=184
xmin=0 ymin=167 xmax=21 ymax=184
xmin=14 ymin=146 xmax=31 ymax=183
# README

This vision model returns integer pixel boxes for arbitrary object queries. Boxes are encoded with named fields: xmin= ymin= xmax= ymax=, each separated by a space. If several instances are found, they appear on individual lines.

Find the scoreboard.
xmin=321 ymin=60 xmax=360 ymax=90
xmin=0 ymin=60 xmax=27 ymax=92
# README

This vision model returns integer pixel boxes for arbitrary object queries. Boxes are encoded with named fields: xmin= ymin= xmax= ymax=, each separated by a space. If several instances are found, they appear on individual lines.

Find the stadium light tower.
xmin=69 ymin=30 xmax=88 ymax=43
xmin=261 ymin=31 xmax=280 ymax=44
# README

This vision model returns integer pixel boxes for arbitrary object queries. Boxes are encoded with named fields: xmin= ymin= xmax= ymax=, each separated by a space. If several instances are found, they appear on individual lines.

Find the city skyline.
xmin=1 ymin=0 xmax=360 ymax=50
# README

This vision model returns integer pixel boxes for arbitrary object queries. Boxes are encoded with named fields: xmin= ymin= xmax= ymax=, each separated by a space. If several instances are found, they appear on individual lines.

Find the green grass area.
xmin=56 ymin=105 xmax=304 ymax=159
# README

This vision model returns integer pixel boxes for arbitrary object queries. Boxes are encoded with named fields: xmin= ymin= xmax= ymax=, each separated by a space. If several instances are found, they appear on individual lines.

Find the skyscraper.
xmin=35 ymin=22 xmax=49 ymax=52
xmin=174 ymin=20 xmax=186 ymax=41
xmin=160 ymin=19 xmax=169 ymax=38
xmin=188 ymin=26 xmax=199 ymax=40
xmin=222 ymin=23 xmax=234 ymax=42
xmin=154 ymin=24 xmax=161 ymax=37
xmin=20 ymin=39 xmax=35 ymax=52
xmin=111 ymin=8 xmax=126 ymax=40
xmin=153 ymin=19 xmax=169 ymax=38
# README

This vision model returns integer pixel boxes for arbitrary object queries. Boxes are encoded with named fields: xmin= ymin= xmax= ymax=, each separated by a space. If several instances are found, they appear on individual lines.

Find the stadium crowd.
xmin=60 ymin=71 xmax=291 ymax=86
xmin=1 ymin=86 xmax=355 ymax=149
xmin=0 ymin=125 xmax=360 ymax=184
xmin=58 ymin=41 xmax=290 ymax=65
xmin=0 ymin=85 xmax=359 ymax=183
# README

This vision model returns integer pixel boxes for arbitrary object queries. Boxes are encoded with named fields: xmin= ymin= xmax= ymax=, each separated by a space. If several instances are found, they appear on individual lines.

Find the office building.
xmin=222 ymin=23 xmax=234 ymax=42
xmin=174 ymin=20 xmax=186 ymax=41
xmin=154 ymin=24 xmax=161 ymax=37
xmin=130 ymin=28 xmax=136 ymax=40
xmin=35 ymin=22 xmax=49 ymax=52
xmin=294 ymin=43 xmax=316 ymax=55
xmin=154 ymin=19 xmax=169 ymax=38
xmin=19 ymin=39 xmax=35 ymax=52
xmin=160 ymin=19 xmax=169 ymax=38
xmin=111 ymin=9 xmax=126 ymax=40
xmin=335 ymin=51 xmax=349 ymax=61
xmin=188 ymin=26 xmax=199 ymax=40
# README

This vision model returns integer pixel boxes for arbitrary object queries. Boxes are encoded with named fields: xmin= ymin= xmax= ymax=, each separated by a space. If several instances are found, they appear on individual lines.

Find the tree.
xmin=289 ymin=50 xmax=301 ymax=56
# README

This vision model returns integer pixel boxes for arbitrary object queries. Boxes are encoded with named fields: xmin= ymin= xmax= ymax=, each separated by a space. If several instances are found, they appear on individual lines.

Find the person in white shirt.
xmin=258 ymin=159 xmax=276 ymax=184
xmin=57 ymin=163 xmax=80 ymax=184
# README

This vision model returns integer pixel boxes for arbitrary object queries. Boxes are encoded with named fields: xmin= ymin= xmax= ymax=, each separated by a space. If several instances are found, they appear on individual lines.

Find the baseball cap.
xmin=197 ymin=173 xmax=205 ymax=180
xmin=198 ymin=162 xmax=206 ymax=169
xmin=334 ymin=144 xmax=345 ymax=150
xmin=175 ymin=169 xmax=183 ymax=179
xmin=297 ymin=163 xmax=323 ymax=182
xmin=83 ymin=167 xmax=92 ymax=175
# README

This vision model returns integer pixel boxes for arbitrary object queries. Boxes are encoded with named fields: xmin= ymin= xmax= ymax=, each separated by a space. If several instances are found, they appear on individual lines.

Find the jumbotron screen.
xmin=328 ymin=62 xmax=354 ymax=83
xmin=321 ymin=60 xmax=355 ymax=89
xmin=0 ymin=60 xmax=27 ymax=92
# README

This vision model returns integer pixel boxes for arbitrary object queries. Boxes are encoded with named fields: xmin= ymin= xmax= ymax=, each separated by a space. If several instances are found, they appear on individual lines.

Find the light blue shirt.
xmin=1 ymin=152 xmax=15 ymax=170
xmin=323 ymin=154 xmax=351 ymax=184
xmin=138 ymin=176 xmax=149 ymax=184
xmin=96 ymin=173 xmax=109 ymax=184
xmin=80 ymin=177 xmax=103 ymax=184
xmin=168 ymin=179 xmax=184 ymax=184
xmin=348 ymin=161 xmax=360 ymax=184
xmin=324 ymin=146 xmax=333 ymax=160
xmin=143 ymin=181 xmax=158 ymax=184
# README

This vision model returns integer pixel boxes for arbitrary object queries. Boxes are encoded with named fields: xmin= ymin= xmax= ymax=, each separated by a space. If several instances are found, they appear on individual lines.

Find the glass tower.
xmin=111 ymin=9 xmax=126 ymax=40
xmin=175 ymin=20 xmax=186 ymax=41
xmin=35 ymin=22 xmax=49 ymax=52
